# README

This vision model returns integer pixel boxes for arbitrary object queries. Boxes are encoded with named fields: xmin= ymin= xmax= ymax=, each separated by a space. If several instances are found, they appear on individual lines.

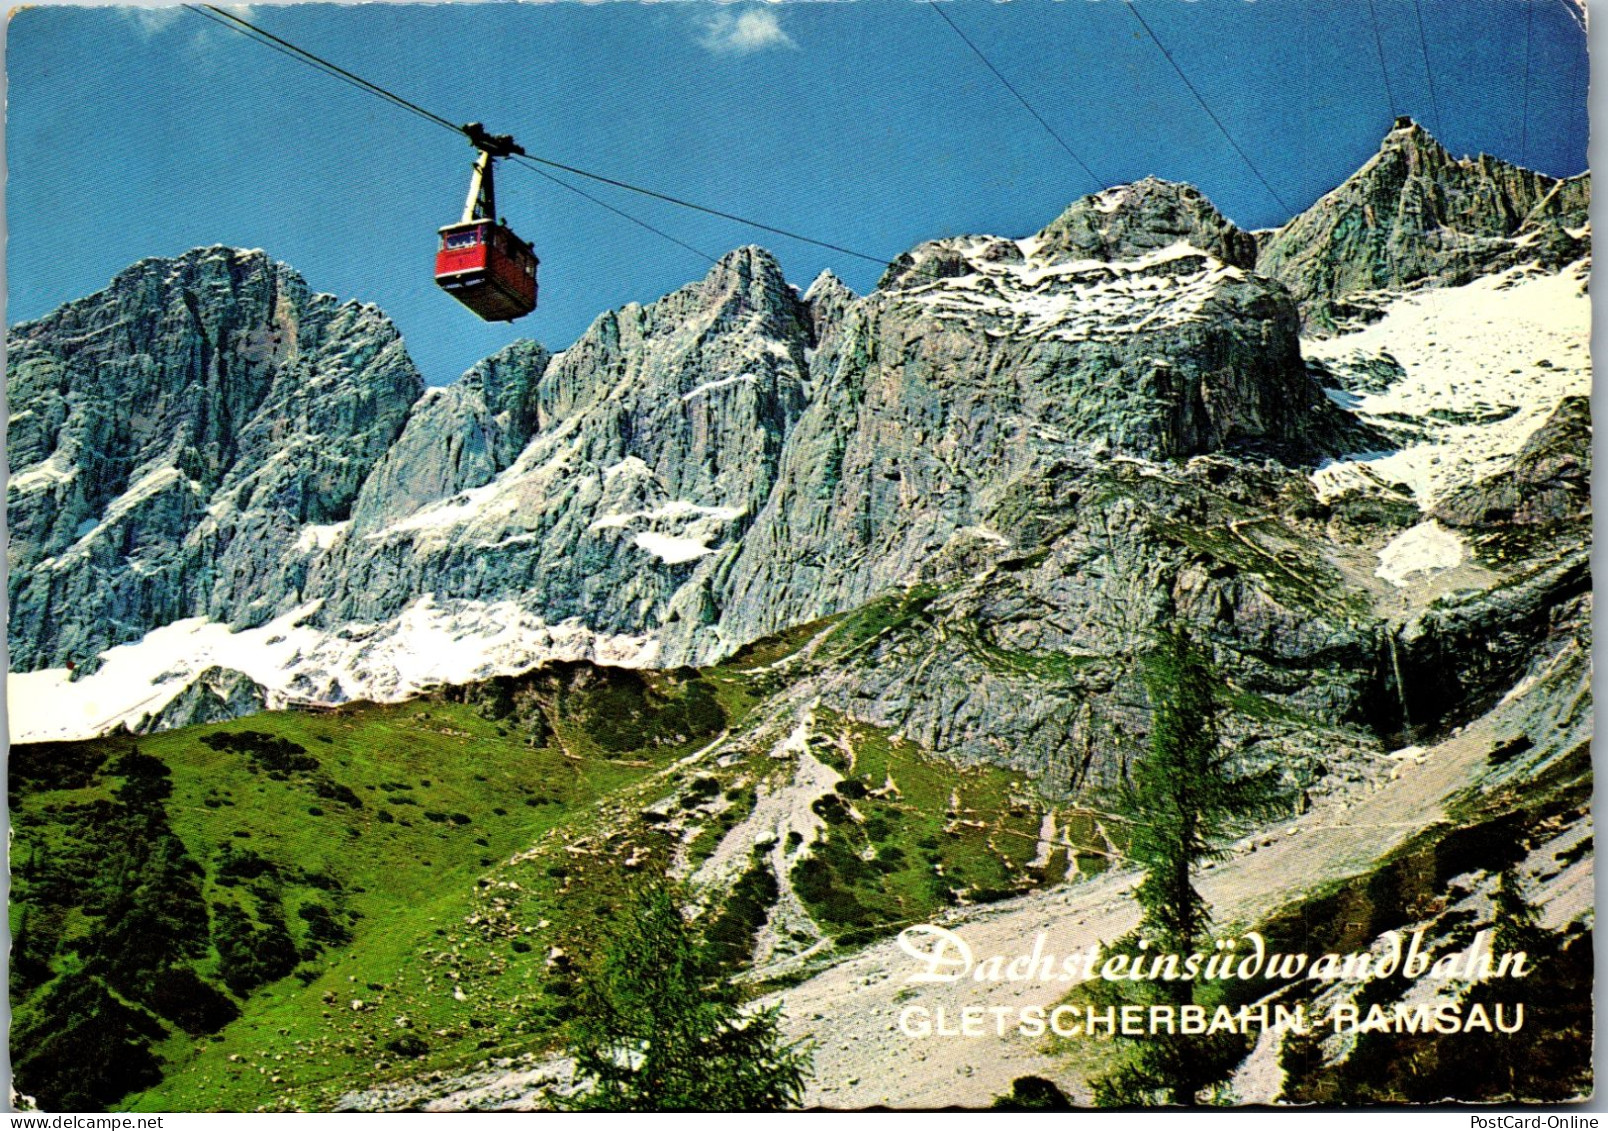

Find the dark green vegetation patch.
xmin=8 ymin=662 xmax=732 ymax=1113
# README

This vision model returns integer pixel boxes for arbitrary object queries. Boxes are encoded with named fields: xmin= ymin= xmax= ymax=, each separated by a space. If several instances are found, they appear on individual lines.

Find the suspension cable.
xmin=1521 ymin=0 xmax=1533 ymax=164
xmin=1122 ymin=2 xmax=1294 ymax=214
xmin=925 ymin=2 xmax=1104 ymax=192
xmin=186 ymin=5 xmax=887 ymax=266
xmin=1409 ymin=0 xmax=1444 ymax=136
xmin=1365 ymin=0 xmax=1398 ymax=118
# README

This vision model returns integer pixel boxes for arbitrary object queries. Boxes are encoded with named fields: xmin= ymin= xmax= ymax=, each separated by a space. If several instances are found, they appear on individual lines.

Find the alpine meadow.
xmin=6 ymin=1 xmax=1594 ymax=1112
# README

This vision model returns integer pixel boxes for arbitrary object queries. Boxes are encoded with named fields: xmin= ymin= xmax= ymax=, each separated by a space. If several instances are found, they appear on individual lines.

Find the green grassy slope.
xmin=10 ymin=624 xmax=1069 ymax=1113
xmin=10 ymin=664 xmax=737 ymax=1112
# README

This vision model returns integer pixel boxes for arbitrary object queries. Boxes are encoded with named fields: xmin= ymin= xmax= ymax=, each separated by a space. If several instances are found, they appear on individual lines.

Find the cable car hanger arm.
xmin=461 ymin=121 xmax=525 ymax=160
xmin=458 ymin=124 xmax=523 ymax=225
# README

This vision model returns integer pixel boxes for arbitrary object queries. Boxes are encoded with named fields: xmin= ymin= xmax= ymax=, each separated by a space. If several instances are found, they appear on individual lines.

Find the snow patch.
xmin=8 ymin=450 xmax=77 ymax=494
xmin=633 ymin=531 xmax=715 ymax=564
xmin=589 ymin=501 xmax=744 ymax=532
xmin=295 ymin=521 xmax=351 ymax=553
xmin=1092 ymin=185 xmax=1131 ymax=213
xmin=959 ymin=525 xmax=1010 ymax=548
xmin=1013 ymin=234 xmax=1044 ymax=259
xmin=1309 ymin=260 xmax=1591 ymax=505
xmin=681 ymin=373 xmax=758 ymax=401
xmin=896 ymin=239 xmax=1235 ymax=345
xmin=8 ymin=596 xmax=660 ymax=743
xmin=369 ymin=482 xmax=511 ymax=538
xmin=603 ymin=456 xmax=652 ymax=480
xmin=1375 ymin=521 xmax=1467 ymax=587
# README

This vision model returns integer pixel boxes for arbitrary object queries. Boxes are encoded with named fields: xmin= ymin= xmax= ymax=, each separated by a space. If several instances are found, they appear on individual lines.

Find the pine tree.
xmin=566 ymin=880 xmax=812 ymax=1111
xmin=1093 ymin=627 xmax=1284 ymax=1107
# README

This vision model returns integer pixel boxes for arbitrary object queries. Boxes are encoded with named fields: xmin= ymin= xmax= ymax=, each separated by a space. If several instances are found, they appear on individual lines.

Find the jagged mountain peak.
xmin=1373 ymin=115 xmax=1558 ymax=187
xmin=1257 ymin=117 xmax=1590 ymax=323
xmin=462 ymin=338 xmax=551 ymax=392
xmin=693 ymin=244 xmax=797 ymax=311
xmin=802 ymin=269 xmax=857 ymax=346
xmin=877 ymin=176 xmax=1262 ymax=293
xmin=803 ymin=268 xmax=853 ymax=304
xmin=1357 ymin=116 xmax=1538 ymax=191
xmin=346 ymin=337 xmax=552 ymax=535
xmin=9 ymin=116 xmax=1589 ymax=738
xmin=13 ymin=245 xmax=293 ymax=341
xmin=1383 ymin=113 xmax=1434 ymax=143
xmin=127 ymin=243 xmax=278 ymax=275
xmin=878 ymin=176 xmax=1258 ymax=294
xmin=1032 ymin=175 xmax=1259 ymax=270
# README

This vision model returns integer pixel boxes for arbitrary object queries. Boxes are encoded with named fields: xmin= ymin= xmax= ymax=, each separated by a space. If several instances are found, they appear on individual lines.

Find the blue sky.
xmin=6 ymin=0 xmax=1591 ymax=386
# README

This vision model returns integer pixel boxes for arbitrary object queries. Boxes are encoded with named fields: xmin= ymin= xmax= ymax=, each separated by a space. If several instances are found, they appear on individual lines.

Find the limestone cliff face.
xmin=301 ymin=245 xmax=815 ymax=640
xmin=706 ymin=183 xmax=1359 ymax=663
xmin=1432 ymin=396 xmax=1592 ymax=529
xmin=1258 ymin=119 xmax=1591 ymax=326
xmin=348 ymin=339 xmax=552 ymax=534
xmin=7 ymin=246 xmax=422 ymax=670
xmin=7 ymin=131 xmax=1590 ymax=781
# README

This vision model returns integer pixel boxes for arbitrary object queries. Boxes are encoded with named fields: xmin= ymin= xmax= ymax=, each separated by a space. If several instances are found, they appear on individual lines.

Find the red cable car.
xmin=435 ymin=124 xmax=538 ymax=321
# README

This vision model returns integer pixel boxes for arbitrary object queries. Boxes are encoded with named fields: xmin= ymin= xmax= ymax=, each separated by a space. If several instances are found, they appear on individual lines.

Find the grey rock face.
xmin=708 ymin=201 xmax=1363 ymax=662
xmin=794 ymin=456 xmax=1383 ymax=795
xmin=801 ymin=270 xmax=856 ymax=351
xmin=1396 ymin=547 xmax=1591 ymax=729
xmin=7 ymin=246 xmax=422 ymax=669
xmin=139 ymin=666 xmax=270 ymax=733
xmin=304 ymin=246 xmax=814 ymax=639
xmin=349 ymin=339 xmax=552 ymax=532
xmin=1032 ymin=177 xmax=1261 ymax=270
xmin=1258 ymin=119 xmax=1591 ymax=326
xmin=1432 ymin=395 xmax=1592 ymax=528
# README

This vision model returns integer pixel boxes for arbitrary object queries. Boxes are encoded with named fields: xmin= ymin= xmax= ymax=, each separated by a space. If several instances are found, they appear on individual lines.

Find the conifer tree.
xmin=1093 ymin=627 xmax=1284 ymax=1107
xmin=567 ymin=880 xmax=811 ymax=1111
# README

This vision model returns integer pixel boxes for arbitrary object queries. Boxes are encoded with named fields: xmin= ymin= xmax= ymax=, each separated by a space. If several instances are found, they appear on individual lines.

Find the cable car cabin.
xmin=435 ymin=219 xmax=538 ymax=321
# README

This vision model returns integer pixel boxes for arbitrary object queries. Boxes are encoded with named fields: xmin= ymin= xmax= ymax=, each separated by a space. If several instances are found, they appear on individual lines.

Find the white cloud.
xmin=120 ymin=5 xmax=259 ymax=60
xmin=699 ymin=8 xmax=797 ymax=55
xmin=121 ymin=5 xmax=254 ymax=36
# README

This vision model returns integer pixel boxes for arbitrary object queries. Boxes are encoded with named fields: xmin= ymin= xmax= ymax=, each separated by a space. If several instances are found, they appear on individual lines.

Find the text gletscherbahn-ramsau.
xmin=898 ymin=1001 xmax=1524 ymax=1039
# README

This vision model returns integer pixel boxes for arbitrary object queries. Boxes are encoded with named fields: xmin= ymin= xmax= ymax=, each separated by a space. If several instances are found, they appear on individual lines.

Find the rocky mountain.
xmin=1258 ymin=117 xmax=1590 ymax=328
xmin=6 ymin=123 xmax=1591 ymax=799
xmin=6 ymin=120 xmax=1593 ymax=1113
xmin=7 ymin=247 xmax=421 ymax=671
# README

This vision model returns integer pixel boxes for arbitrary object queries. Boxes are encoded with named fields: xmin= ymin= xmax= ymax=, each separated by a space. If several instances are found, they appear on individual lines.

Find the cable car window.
xmin=444 ymin=230 xmax=480 ymax=250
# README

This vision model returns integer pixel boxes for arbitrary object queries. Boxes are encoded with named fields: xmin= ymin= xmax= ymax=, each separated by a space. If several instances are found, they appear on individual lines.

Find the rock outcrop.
xmin=707 ymin=186 xmax=1364 ymax=662
xmin=6 ymin=131 xmax=1591 ymax=784
xmin=348 ymin=339 xmax=551 ymax=533
xmin=1258 ymin=118 xmax=1591 ymax=326
xmin=1432 ymin=395 xmax=1592 ymax=528
xmin=1031 ymin=176 xmax=1260 ymax=270
xmin=7 ymin=246 xmax=422 ymax=670
xmin=304 ymin=244 xmax=814 ymax=641
xmin=139 ymin=665 xmax=270 ymax=733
